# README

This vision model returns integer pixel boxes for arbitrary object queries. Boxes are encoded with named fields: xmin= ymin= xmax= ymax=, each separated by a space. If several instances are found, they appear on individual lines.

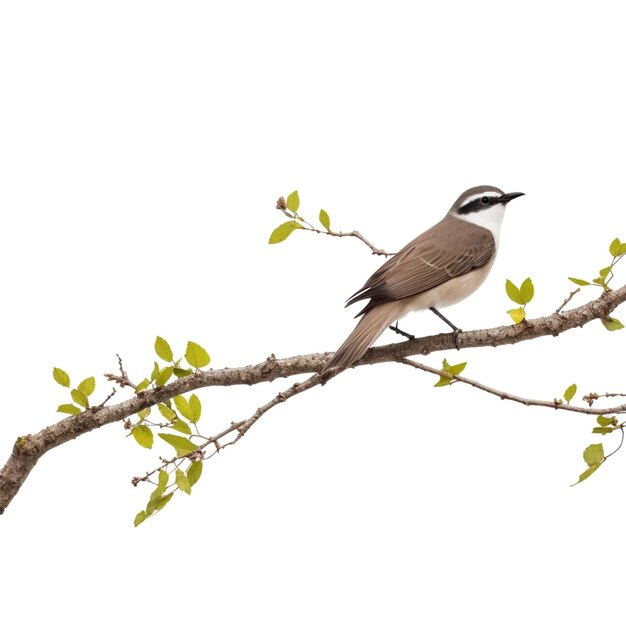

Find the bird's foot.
xmin=389 ymin=322 xmax=415 ymax=341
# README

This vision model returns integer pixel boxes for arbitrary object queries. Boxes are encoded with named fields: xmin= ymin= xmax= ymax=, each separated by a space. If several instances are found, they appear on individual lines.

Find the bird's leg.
xmin=429 ymin=307 xmax=462 ymax=349
xmin=388 ymin=321 xmax=415 ymax=341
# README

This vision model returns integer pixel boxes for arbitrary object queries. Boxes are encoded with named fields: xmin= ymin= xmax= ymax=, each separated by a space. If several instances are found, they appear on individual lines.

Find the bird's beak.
xmin=500 ymin=191 xmax=525 ymax=204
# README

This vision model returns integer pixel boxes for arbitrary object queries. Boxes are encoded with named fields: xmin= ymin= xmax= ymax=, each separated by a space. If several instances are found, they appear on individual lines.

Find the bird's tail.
xmin=324 ymin=301 xmax=403 ymax=372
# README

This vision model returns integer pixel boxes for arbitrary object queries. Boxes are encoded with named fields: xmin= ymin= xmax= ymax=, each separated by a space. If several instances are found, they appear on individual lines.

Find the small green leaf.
xmin=150 ymin=361 xmax=160 ymax=382
xmin=154 ymin=492 xmax=173 ymax=512
xmin=134 ymin=511 xmax=147 ymax=527
xmin=176 ymin=469 xmax=192 ymax=495
xmin=71 ymin=388 xmax=89 ymax=409
xmin=568 ymin=277 xmax=591 ymax=286
xmin=268 ymin=220 xmax=303 ymax=244
xmin=609 ymin=238 xmax=622 ymax=257
xmin=563 ymin=384 xmax=577 ymax=405
xmin=583 ymin=443 xmax=604 ymax=467
xmin=170 ymin=420 xmax=193 ymax=435
xmin=505 ymin=280 xmax=524 ymax=305
xmin=185 ymin=341 xmax=210 ymax=368
xmin=285 ymin=190 xmax=300 ymax=213
xmin=157 ymin=469 xmax=168 ymax=492
xmin=597 ymin=416 xmax=613 ymax=427
xmin=187 ymin=461 xmax=203 ymax=487
xmin=158 ymin=403 xmax=177 ymax=421
xmin=77 ymin=377 xmax=95 ymax=397
xmin=155 ymin=336 xmax=174 ymax=362
xmin=135 ymin=378 xmax=150 ymax=393
xmin=592 ymin=277 xmax=606 ymax=287
xmin=599 ymin=266 xmax=611 ymax=280
xmin=57 ymin=403 xmax=81 ymax=415
xmin=519 ymin=277 xmax=534 ymax=304
xmin=507 ymin=307 xmax=526 ymax=324
xmin=132 ymin=425 xmax=154 ymax=449
xmin=319 ymin=209 xmax=331 ymax=231
xmin=53 ymin=367 xmax=70 ymax=387
xmin=592 ymin=427 xmax=614 ymax=435
xmin=573 ymin=463 xmax=601 ymax=486
xmin=173 ymin=367 xmax=193 ymax=378
xmin=174 ymin=395 xmax=193 ymax=420
xmin=601 ymin=317 xmax=624 ymax=331
xmin=434 ymin=376 xmax=452 ymax=387
xmin=618 ymin=243 xmax=626 ymax=256
xmin=158 ymin=433 xmax=198 ymax=456
xmin=155 ymin=366 xmax=174 ymax=387
xmin=189 ymin=394 xmax=201 ymax=423
xmin=138 ymin=407 xmax=151 ymax=420
xmin=443 ymin=359 xmax=467 ymax=376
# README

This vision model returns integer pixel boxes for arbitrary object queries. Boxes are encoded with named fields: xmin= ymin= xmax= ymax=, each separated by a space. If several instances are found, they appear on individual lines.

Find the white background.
xmin=1 ymin=1 xmax=625 ymax=624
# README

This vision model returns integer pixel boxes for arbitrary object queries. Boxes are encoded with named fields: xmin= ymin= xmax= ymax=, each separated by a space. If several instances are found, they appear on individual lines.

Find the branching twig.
xmin=105 ymin=354 xmax=137 ymax=389
xmin=276 ymin=198 xmax=394 ymax=256
xmin=398 ymin=358 xmax=626 ymax=416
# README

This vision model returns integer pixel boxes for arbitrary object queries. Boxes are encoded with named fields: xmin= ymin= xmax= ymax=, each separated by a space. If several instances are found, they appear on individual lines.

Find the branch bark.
xmin=1 ymin=284 xmax=625 ymax=514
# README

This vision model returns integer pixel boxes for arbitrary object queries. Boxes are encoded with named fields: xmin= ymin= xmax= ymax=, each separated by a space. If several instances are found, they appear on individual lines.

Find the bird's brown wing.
xmin=347 ymin=218 xmax=495 ymax=316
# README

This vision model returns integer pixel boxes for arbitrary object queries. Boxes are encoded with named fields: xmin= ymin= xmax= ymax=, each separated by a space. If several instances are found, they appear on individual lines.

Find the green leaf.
xmin=189 ymin=394 xmax=201 ymax=423
xmin=618 ymin=243 xmax=626 ymax=256
xmin=157 ymin=469 xmax=168 ymax=492
xmin=597 ymin=416 xmax=613 ymax=427
xmin=609 ymin=238 xmax=622 ymax=257
xmin=319 ymin=209 xmax=331 ymax=231
xmin=185 ymin=341 xmax=210 ymax=368
xmin=155 ymin=336 xmax=174 ymax=362
xmin=155 ymin=366 xmax=174 ymax=387
xmin=132 ymin=425 xmax=154 ymax=449
xmin=176 ymin=468 xmax=192 ymax=495
xmin=174 ymin=395 xmax=193 ymax=420
xmin=434 ymin=376 xmax=452 ymax=387
xmin=77 ymin=376 xmax=95 ymax=397
xmin=134 ymin=511 xmax=147 ymax=527
xmin=138 ymin=407 xmax=151 ymax=420
xmin=158 ymin=433 xmax=198 ymax=456
xmin=592 ymin=427 xmax=614 ymax=435
xmin=53 ymin=367 xmax=70 ymax=387
xmin=135 ymin=378 xmax=150 ymax=393
xmin=442 ymin=359 xmax=467 ymax=376
xmin=158 ymin=403 xmax=177 ymax=421
xmin=507 ymin=307 xmax=526 ymax=324
xmin=592 ymin=277 xmax=606 ymax=287
xmin=583 ymin=443 xmax=604 ymax=466
xmin=71 ymin=388 xmax=89 ymax=409
xmin=150 ymin=361 xmax=160 ymax=382
xmin=519 ymin=277 xmax=534 ymax=304
xmin=601 ymin=316 xmax=624 ymax=331
xmin=170 ymin=420 xmax=193 ymax=435
xmin=173 ymin=367 xmax=193 ymax=378
xmin=599 ymin=266 xmax=611 ymax=280
xmin=154 ymin=492 xmax=173 ymax=512
xmin=573 ymin=463 xmax=601 ymax=486
xmin=187 ymin=461 xmax=203 ymax=487
xmin=505 ymin=279 xmax=524 ymax=305
xmin=285 ymin=190 xmax=300 ymax=213
xmin=563 ymin=383 xmax=577 ymax=405
xmin=568 ymin=277 xmax=591 ymax=286
xmin=57 ymin=403 xmax=81 ymax=415
xmin=268 ymin=220 xmax=303 ymax=244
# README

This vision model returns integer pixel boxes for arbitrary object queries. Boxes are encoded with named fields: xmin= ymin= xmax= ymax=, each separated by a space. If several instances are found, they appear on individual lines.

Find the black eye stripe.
xmin=458 ymin=195 xmax=501 ymax=215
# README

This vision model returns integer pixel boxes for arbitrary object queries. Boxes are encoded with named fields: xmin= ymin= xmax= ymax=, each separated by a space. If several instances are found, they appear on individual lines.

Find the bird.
xmin=323 ymin=185 xmax=524 ymax=371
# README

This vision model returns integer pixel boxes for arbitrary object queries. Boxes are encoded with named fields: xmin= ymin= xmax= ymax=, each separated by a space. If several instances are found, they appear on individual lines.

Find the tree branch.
xmin=1 ymin=283 xmax=625 ymax=514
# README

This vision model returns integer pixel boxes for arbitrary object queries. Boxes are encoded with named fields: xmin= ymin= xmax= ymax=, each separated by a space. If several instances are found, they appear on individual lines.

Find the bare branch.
xmin=555 ymin=288 xmax=581 ymax=314
xmin=1 ymin=283 xmax=625 ymax=514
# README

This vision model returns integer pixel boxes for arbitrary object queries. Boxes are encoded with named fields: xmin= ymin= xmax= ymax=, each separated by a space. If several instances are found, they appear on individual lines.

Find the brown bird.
xmin=324 ymin=185 xmax=524 ymax=371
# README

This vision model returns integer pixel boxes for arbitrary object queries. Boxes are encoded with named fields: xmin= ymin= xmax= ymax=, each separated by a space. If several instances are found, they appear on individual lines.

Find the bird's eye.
xmin=480 ymin=196 xmax=490 ymax=205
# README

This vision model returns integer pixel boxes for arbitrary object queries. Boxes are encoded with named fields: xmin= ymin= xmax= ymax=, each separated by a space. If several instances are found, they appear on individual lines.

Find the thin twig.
xmin=398 ymin=357 xmax=626 ymax=416
xmin=275 ymin=199 xmax=393 ymax=256
xmin=555 ymin=288 xmax=581 ymax=314
xmin=105 ymin=354 xmax=137 ymax=389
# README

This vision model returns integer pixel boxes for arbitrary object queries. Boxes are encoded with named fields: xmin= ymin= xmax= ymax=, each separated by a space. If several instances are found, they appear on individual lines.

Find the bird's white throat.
xmin=453 ymin=202 xmax=506 ymax=248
